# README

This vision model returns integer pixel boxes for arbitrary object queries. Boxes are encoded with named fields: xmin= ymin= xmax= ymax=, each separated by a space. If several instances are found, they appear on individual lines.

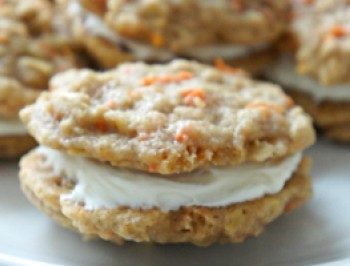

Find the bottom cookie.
xmin=287 ymin=90 xmax=350 ymax=142
xmin=0 ymin=135 xmax=37 ymax=159
xmin=19 ymin=150 xmax=313 ymax=246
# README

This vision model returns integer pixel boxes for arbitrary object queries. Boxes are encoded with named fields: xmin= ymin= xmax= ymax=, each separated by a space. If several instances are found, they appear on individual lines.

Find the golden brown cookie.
xmin=0 ymin=0 xmax=89 ymax=157
xmin=105 ymin=0 xmax=290 ymax=52
xmin=19 ymin=59 xmax=315 ymax=246
xmin=286 ymin=89 xmax=350 ymax=142
xmin=20 ymin=60 xmax=315 ymax=174
xmin=291 ymin=0 xmax=350 ymax=85
xmin=19 ymin=150 xmax=312 ymax=246
xmin=58 ymin=0 xmax=288 ymax=73
xmin=264 ymin=1 xmax=350 ymax=142
xmin=0 ymin=0 xmax=86 ymax=119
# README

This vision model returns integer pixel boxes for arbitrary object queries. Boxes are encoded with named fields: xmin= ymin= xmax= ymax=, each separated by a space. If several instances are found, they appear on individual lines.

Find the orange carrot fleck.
xmin=97 ymin=117 xmax=108 ymax=132
xmin=180 ymin=88 xmax=206 ymax=106
xmin=150 ymin=32 xmax=165 ymax=47
xmin=141 ymin=76 xmax=158 ymax=86
xmin=176 ymin=130 xmax=191 ymax=142
xmin=322 ymin=26 xmax=347 ymax=41
xmin=174 ymin=71 xmax=193 ymax=81
xmin=141 ymin=71 xmax=193 ymax=86
xmin=215 ymin=58 xmax=241 ymax=75
xmin=149 ymin=163 xmax=159 ymax=172
xmin=329 ymin=25 xmax=347 ymax=38
xmin=285 ymin=96 xmax=294 ymax=108
xmin=246 ymin=102 xmax=285 ymax=116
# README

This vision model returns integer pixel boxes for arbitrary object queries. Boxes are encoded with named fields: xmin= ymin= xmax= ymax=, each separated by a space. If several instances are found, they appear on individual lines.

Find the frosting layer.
xmin=38 ymin=146 xmax=302 ymax=212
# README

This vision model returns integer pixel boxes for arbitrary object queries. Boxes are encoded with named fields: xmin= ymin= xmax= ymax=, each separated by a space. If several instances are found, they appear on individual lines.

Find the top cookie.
xmin=20 ymin=60 xmax=315 ymax=174
xmin=95 ymin=0 xmax=290 ymax=53
xmin=0 ymin=0 xmax=84 ymax=118
xmin=292 ymin=0 xmax=350 ymax=85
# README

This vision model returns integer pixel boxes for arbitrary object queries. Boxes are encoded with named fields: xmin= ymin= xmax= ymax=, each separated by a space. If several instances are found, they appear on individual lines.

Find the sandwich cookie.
xmin=265 ymin=0 xmax=350 ymax=142
xmin=20 ymin=60 xmax=315 ymax=246
xmin=0 ymin=0 xmax=86 ymax=157
xmin=58 ymin=0 xmax=290 ymax=73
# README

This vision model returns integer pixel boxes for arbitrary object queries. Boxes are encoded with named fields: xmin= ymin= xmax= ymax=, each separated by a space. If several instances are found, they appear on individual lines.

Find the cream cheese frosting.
xmin=0 ymin=118 xmax=27 ymax=136
xmin=68 ymin=1 xmax=268 ymax=62
xmin=37 ymin=146 xmax=302 ymax=212
xmin=265 ymin=55 xmax=350 ymax=102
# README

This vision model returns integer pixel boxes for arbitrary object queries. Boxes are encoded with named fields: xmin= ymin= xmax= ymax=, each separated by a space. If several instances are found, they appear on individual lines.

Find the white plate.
xmin=0 ymin=138 xmax=350 ymax=266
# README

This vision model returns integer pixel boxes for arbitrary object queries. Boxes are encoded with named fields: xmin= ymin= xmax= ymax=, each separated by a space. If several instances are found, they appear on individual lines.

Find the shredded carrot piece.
xmin=174 ymin=71 xmax=193 ymax=81
xmin=329 ymin=25 xmax=347 ymax=38
xmin=176 ymin=133 xmax=186 ymax=142
xmin=246 ymin=102 xmax=285 ymax=117
xmin=150 ymin=32 xmax=165 ymax=47
xmin=141 ymin=71 xmax=193 ymax=86
xmin=180 ymin=88 xmax=206 ymax=106
xmin=142 ymin=76 xmax=158 ymax=86
xmin=215 ymin=58 xmax=241 ymax=74
xmin=181 ymin=88 xmax=205 ymax=99
xmin=149 ymin=163 xmax=159 ymax=172
xmin=97 ymin=117 xmax=108 ymax=132
xmin=175 ymin=124 xmax=195 ymax=142
xmin=285 ymin=96 xmax=294 ymax=108
xmin=322 ymin=25 xmax=347 ymax=41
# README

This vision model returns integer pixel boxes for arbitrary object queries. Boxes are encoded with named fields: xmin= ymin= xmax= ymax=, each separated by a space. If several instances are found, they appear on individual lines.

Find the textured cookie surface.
xmin=57 ymin=0 xmax=133 ymax=69
xmin=292 ymin=0 xmax=350 ymax=85
xmin=286 ymin=89 xmax=350 ymax=142
xmin=19 ymin=150 xmax=313 ymax=246
xmin=104 ymin=0 xmax=290 ymax=52
xmin=20 ymin=60 xmax=315 ymax=174
xmin=0 ymin=0 xmax=84 ymax=117
xmin=58 ymin=0 xmax=276 ymax=72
